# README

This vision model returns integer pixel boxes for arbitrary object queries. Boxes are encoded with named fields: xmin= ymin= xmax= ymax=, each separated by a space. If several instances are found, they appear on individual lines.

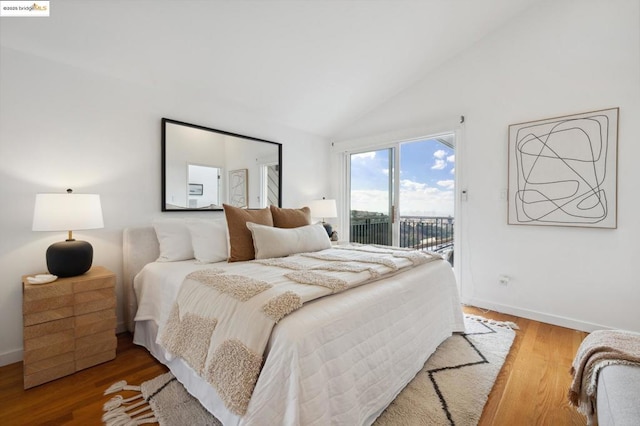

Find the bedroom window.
xmin=348 ymin=133 xmax=455 ymax=263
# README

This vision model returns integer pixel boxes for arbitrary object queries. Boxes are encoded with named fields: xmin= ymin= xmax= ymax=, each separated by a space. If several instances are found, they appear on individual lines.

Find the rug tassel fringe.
xmin=104 ymin=380 xmax=141 ymax=395
xmin=104 ymin=397 xmax=147 ymax=415
xmin=103 ymin=410 xmax=157 ymax=426
xmin=103 ymin=394 xmax=144 ymax=411
xmin=103 ymin=402 xmax=157 ymax=426
xmin=504 ymin=321 xmax=519 ymax=330
xmin=465 ymin=314 xmax=520 ymax=330
xmin=103 ymin=383 xmax=158 ymax=426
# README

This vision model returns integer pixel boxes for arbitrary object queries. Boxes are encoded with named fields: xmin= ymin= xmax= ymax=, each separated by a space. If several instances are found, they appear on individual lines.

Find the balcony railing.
xmin=350 ymin=215 xmax=454 ymax=263
xmin=350 ymin=218 xmax=392 ymax=246
xmin=399 ymin=216 xmax=454 ymax=252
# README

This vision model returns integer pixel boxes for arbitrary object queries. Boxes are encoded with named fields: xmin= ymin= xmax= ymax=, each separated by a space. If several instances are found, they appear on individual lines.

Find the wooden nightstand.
xmin=22 ymin=266 xmax=117 ymax=389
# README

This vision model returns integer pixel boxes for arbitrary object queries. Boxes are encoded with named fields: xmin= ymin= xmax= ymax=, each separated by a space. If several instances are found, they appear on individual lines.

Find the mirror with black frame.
xmin=162 ymin=118 xmax=282 ymax=211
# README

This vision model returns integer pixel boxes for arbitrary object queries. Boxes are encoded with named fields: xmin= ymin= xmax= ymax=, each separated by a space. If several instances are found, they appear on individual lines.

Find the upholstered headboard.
xmin=122 ymin=227 xmax=160 ymax=331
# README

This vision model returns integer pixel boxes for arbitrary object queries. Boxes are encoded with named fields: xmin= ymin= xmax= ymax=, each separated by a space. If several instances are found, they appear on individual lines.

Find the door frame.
xmin=338 ymin=124 xmax=464 ymax=292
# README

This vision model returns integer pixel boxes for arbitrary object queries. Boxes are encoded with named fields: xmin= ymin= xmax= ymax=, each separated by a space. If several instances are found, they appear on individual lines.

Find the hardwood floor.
xmin=0 ymin=306 xmax=588 ymax=425
xmin=466 ymin=306 xmax=588 ymax=426
xmin=0 ymin=334 xmax=168 ymax=426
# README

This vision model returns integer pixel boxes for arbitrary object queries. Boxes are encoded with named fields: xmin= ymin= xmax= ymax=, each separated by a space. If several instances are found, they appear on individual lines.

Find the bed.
xmin=123 ymin=222 xmax=464 ymax=426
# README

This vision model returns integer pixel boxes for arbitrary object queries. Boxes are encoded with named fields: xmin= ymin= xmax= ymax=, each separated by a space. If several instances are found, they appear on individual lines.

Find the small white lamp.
xmin=309 ymin=198 xmax=337 ymax=237
xmin=32 ymin=189 xmax=104 ymax=277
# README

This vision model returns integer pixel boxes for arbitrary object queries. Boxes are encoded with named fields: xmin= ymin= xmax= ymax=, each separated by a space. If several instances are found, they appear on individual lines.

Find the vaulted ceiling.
xmin=1 ymin=0 xmax=536 ymax=137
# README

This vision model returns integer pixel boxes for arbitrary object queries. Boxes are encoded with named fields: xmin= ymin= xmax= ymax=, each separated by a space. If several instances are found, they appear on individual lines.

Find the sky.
xmin=350 ymin=137 xmax=455 ymax=217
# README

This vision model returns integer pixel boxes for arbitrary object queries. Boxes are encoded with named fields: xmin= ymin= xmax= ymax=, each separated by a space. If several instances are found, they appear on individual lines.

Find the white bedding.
xmin=133 ymin=251 xmax=464 ymax=425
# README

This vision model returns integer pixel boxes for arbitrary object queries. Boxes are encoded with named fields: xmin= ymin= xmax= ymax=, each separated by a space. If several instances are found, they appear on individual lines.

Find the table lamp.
xmin=32 ymin=189 xmax=104 ymax=277
xmin=309 ymin=198 xmax=337 ymax=237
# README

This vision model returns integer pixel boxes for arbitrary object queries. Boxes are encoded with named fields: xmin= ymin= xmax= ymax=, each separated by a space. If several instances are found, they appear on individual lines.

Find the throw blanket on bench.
xmin=569 ymin=329 xmax=640 ymax=425
xmin=158 ymin=246 xmax=441 ymax=416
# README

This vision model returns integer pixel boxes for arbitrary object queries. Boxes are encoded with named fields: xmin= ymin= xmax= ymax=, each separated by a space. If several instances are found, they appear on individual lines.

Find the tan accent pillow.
xmin=223 ymin=204 xmax=273 ymax=262
xmin=270 ymin=205 xmax=311 ymax=228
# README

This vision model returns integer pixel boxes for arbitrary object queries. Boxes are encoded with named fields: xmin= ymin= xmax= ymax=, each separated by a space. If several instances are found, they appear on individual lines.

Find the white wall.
xmin=0 ymin=47 xmax=330 ymax=365
xmin=333 ymin=0 xmax=640 ymax=332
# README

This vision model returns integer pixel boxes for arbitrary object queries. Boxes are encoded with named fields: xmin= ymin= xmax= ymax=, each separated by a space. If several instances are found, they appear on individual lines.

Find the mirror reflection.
xmin=162 ymin=118 xmax=282 ymax=211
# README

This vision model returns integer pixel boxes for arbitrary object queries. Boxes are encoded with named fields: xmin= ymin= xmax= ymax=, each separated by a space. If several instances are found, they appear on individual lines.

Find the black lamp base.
xmin=322 ymin=222 xmax=333 ymax=237
xmin=46 ymin=240 xmax=93 ymax=278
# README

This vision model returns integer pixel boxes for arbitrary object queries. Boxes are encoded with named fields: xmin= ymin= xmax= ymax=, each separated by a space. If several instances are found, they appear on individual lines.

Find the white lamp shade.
xmin=33 ymin=193 xmax=104 ymax=231
xmin=308 ymin=199 xmax=337 ymax=219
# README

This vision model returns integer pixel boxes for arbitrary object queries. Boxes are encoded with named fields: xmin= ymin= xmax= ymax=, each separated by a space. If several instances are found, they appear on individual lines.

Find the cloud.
xmin=350 ymin=190 xmax=389 ymax=211
xmin=352 ymin=151 xmax=376 ymax=160
xmin=431 ymin=159 xmax=446 ymax=170
xmin=450 ymin=167 xmax=455 ymax=175
xmin=433 ymin=149 xmax=446 ymax=159
xmin=437 ymin=179 xmax=455 ymax=190
xmin=432 ymin=152 xmax=454 ymax=170
xmin=399 ymin=183 xmax=454 ymax=216
xmin=351 ymin=178 xmax=454 ymax=217
xmin=431 ymin=149 xmax=450 ymax=170
xmin=400 ymin=179 xmax=429 ymax=192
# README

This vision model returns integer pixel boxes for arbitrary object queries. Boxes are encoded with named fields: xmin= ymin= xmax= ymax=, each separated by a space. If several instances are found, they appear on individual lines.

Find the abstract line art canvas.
xmin=228 ymin=169 xmax=248 ymax=208
xmin=508 ymin=108 xmax=618 ymax=228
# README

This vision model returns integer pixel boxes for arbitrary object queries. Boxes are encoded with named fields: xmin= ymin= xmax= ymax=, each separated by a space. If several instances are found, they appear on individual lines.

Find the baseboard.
xmin=463 ymin=298 xmax=611 ymax=333
xmin=0 ymin=348 xmax=23 ymax=367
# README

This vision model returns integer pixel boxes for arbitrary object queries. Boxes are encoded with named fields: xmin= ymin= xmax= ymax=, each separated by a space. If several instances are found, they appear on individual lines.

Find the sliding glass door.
xmin=348 ymin=133 xmax=456 ymax=263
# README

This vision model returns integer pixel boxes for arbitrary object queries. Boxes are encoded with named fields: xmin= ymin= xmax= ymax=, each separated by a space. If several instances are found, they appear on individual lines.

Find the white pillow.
xmin=187 ymin=218 xmax=228 ymax=263
xmin=153 ymin=219 xmax=194 ymax=262
xmin=246 ymin=222 xmax=331 ymax=260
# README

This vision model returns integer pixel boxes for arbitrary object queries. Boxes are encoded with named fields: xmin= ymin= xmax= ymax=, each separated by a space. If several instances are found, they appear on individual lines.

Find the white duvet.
xmin=133 ymin=249 xmax=464 ymax=425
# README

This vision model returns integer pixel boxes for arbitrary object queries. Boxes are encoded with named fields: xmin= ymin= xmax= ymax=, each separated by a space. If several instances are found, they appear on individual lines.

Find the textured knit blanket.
xmin=568 ymin=329 xmax=640 ymax=425
xmin=158 ymin=245 xmax=441 ymax=416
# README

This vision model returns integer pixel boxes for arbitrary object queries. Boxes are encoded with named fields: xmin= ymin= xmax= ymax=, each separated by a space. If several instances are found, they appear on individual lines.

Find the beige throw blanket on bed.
xmin=158 ymin=246 xmax=441 ymax=416
xmin=569 ymin=329 xmax=640 ymax=425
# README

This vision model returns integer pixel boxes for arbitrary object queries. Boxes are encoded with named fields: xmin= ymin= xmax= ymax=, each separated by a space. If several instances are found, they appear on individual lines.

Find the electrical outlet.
xmin=498 ymin=275 xmax=510 ymax=286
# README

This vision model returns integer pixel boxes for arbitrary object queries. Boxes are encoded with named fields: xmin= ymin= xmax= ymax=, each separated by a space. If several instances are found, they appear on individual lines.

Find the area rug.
xmin=103 ymin=315 xmax=516 ymax=426
xmin=374 ymin=314 xmax=517 ymax=425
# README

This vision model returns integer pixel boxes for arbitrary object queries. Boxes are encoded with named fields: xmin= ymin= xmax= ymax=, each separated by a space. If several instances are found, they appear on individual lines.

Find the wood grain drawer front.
xmin=73 ymin=276 xmax=114 ymax=292
xmin=23 ymin=280 xmax=74 ymax=327
xmin=23 ymin=294 xmax=74 ymax=316
xmin=76 ymin=330 xmax=117 ymax=359
xmin=23 ymin=280 xmax=73 ymax=303
xmin=23 ymin=306 xmax=74 ymax=327
xmin=75 ymin=310 xmax=117 ymax=337
xmin=24 ymin=352 xmax=75 ymax=376
xmin=24 ymin=362 xmax=76 ymax=389
xmin=74 ymin=288 xmax=116 ymax=316
xmin=23 ymin=317 xmax=74 ymax=340
xmin=23 ymin=330 xmax=75 ymax=364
